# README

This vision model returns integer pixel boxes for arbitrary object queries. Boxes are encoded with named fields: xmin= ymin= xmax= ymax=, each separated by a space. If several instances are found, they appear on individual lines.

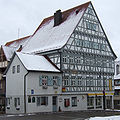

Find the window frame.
xmin=71 ymin=97 xmax=77 ymax=107
xmin=17 ymin=65 xmax=20 ymax=73
xmin=12 ymin=66 xmax=15 ymax=74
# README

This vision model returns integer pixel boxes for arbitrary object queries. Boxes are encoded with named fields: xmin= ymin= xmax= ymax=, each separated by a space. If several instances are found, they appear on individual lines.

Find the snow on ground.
xmin=87 ymin=115 xmax=120 ymax=120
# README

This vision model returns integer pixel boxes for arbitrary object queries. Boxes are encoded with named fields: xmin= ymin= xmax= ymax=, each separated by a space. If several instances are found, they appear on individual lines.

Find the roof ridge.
xmin=33 ymin=1 xmax=90 ymax=35
xmin=5 ymin=35 xmax=31 ymax=46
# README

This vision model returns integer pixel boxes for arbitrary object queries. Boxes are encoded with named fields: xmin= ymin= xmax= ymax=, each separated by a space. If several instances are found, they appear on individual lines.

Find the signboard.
xmin=31 ymin=89 xmax=34 ymax=95
xmin=109 ymin=79 xmax=112 ymax=91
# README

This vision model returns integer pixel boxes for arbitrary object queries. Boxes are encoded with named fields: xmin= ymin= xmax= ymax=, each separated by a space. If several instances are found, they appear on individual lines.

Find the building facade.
xmin=4 ymin=2 xmax=117 ymax=113
xmin=6 ymin=52 xmax=62 ymax=114
xmin=0 ymin=36 xmax=30 ymax=113
xmin=22 ymin=2 xmax=116 ymax=110
xmin=114 ymin=61 xmax=120 ymax=109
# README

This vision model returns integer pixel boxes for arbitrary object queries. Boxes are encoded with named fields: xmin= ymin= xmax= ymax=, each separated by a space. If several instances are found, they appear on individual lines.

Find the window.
xmin=37 ymin=97 xmax=40 ymax=106
xmin=63 ymin=55 xmax=67 ymax=63
xmin=72 ymin=97 xmax=77 ymax=107
xmin=64 ymin=76 xmax=69 ymax=86
xmin=14 ymin=98 xmax=20 ymax=107
xmin=32 ymin=97 xmax=35 ymax=103
xmin=36 ymin=97 xmax=48 ymax=106
xmin=28 ymin=96 xmax=31 ymax=103
xmin=87 ymin=96 xmax=94 ymax=109
xmin=64 ymin=99 xmax=70 ymax=107
xmin=6 ymin=98 xmax=10 ymax=106
xmin=12 ymin=66 xmax=15 ymax=74
xmin=116 ymin=65 xmax=119 ymax=75
xmin=78 ymin=76 xmax=82 ymax=86
xmin=96 ymin=96 xmax=102 ymax=108
xmin=97 ymin=80 xmax=101 ymax=86
xmin=41 ymin=97 xmax=48 ymax=105
xmin=69 ymin=56 xmax=74 ymax=63
xmin=86 ymin=21 xmax=97 ymax=31
xmin=17 ymin=65 xmax=20 ymax=73
xmin=71 ymin=76 xmax=76 ymax=86
xmin=42 ymin=76 xmax=48 ymax=86
xmin=53 ymin=76 xmax=58 ymax=86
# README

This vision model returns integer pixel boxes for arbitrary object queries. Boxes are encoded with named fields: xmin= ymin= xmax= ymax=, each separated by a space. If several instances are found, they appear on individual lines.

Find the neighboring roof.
xmin=16 ymin=52 xmax=60 ymax=72
xmin=5 ymin=35 xmax=31 ymax=51
xmin=114 ymin=74 xmax=120 ymax=80
xmin=22 ymin=2 xmax=90 ymax=53
xmin=2 ymin=45 xmax=16 ymax=61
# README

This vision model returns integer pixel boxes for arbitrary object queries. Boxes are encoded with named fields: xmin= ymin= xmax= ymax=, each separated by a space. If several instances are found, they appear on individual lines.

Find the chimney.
xmin=54 ymin=10 xmax=62 ymax=26
xmin=17 ymin=45 xmax=22 ymax=52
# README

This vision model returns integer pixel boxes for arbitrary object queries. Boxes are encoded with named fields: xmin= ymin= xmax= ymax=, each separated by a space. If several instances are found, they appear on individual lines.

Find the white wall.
xmin=6 ymin=55 xmax=28 ymax=114
xmin=26 ymin=72 xmax=62 ymax=95
xmin=26 ymin=72 xmax=62 ymax=113
xmin=58 ymin=94 xmax=87 ymax=112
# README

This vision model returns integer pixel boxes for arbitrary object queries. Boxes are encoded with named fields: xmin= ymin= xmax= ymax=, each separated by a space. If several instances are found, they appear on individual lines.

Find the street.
xmin=0 ymin=110 xmax=120 ymax=120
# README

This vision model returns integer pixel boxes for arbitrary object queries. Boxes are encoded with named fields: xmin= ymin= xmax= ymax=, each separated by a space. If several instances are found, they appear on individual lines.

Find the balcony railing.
xmin=0 ymin=61 xmax=8 ymax=68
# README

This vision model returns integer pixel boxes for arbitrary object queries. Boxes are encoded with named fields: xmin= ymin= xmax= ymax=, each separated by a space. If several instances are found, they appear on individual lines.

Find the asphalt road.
xmin=0 ymin=110 xmax=120 ymax=120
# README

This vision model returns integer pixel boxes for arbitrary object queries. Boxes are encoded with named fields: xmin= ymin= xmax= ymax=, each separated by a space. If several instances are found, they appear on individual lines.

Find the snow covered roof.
xmin=114 ymin=74 xmax=120 ymax=80
xmin=1 ymin=36 xmax=31 ymax=61
xmin=5 ymin=35 xmax=31 ymax=51
xmin=22 ymin=2 xmax=90 ymax=53
xmin=16 ymin=52 xmax=60 ymax=72
xmin=2 ymin=46 xmax=17 ymax=61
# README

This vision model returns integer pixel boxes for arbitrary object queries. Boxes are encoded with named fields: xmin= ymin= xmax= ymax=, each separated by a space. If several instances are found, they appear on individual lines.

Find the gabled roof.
xmin=22 ymin=2 xmax=90 ymax=53
xmin=1 ymin=36 xmax=31 ymax=61
xmin=5 ymin=35 xmax=31 ymax=51
xmin=1 ymin=45 xmax=17 ymax=61
xmin=16 ymin=52 xmax=60 ymax=72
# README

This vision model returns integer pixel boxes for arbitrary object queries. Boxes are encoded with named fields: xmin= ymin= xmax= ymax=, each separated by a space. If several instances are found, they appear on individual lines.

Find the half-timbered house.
xmin=21 ymin=1 xmax=117 ymax=110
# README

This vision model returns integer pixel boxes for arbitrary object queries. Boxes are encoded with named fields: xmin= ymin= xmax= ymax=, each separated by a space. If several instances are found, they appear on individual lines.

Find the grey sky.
xmin=0 ymin=0 xmax=120 ymax=59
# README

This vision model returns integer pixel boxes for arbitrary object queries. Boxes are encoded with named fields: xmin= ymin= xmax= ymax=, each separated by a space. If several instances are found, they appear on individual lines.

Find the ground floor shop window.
xmin=36 ymin=97 xmax=48 ymax=106
xmin=32 ymin=97 xmax=35 ymax=103
xmin=41 ymin=97 xmax=48 ymax=105
xmin=28 ymin=96 xmax=31 ymax=103
xmin=96 ymin=96 xmax=102 ymax=108
xmin=87 ymin=96 xmax=94 ymax=109
xmin=72 ymin=97 xmax=77 ymax=107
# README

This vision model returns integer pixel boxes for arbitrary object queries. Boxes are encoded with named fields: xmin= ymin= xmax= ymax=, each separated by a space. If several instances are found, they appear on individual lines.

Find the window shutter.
xmin=39 ymin=76 xmax=42 ymax=86
xmin=58 ymin=76 xmax=62 ymax=86
xmin=48 ymin=76 xmax=53 ymax=86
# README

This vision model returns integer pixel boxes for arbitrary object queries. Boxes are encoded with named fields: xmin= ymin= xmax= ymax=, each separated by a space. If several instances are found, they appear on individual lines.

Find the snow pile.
xmin=22 ymin=8 xmax=86 ymax=54
xmin=87 ymin=115 xmax=120 ymax=120
xmin=17 ymin=52 xmax=60 ymax=72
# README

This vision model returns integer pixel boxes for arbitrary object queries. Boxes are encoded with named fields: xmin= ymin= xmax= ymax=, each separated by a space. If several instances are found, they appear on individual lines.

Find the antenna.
xmin=18 ymin=28 xmax=20 ymax=39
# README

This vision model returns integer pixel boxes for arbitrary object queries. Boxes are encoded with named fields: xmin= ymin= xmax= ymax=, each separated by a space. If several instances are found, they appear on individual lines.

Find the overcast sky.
xmin=0 ymin=0 xmax=120 ymax=59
